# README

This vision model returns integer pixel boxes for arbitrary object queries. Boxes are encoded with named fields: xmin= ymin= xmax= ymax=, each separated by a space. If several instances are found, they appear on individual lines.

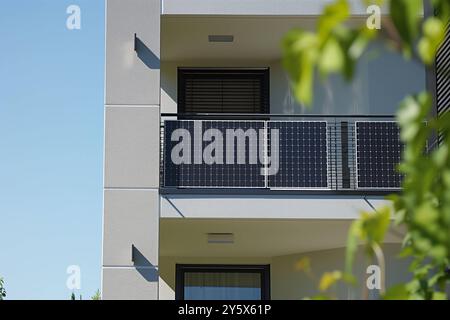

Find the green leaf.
xmin=397 ymin=93 xmax=431 ymax=143
xmin=414 ymin=203 xmax=439 ymax=227
xmin=383 ymin=284 xmax=410 ymax=300
xmin=282 ymin=31 xmax=319 ymax=106
xmin=342 ymin=273 xmax=358 ymax=286
xmin=348 ymin=28 xmax=377 ymax=60
xmin=390 ymin=0 xmax=422 ymax=57
xmin=428 ymin=245 xmax=447 ymax=262
xmin=360 ymin=206 xmax=391 ymax=244
xmin=432 ymin=0 xmax=450 ymax=24
xmin=308 ymin=294 xmax=333 ymax=300
xmin=397 ymin=96 xmax=421 ymax=126
xmin=398 ymin=246 xmax=414 ymax=258
xmin=318 ymin=271 xmax=343 ymax=292
xmin=295 ymin=256 xmax=312 ymax=274
xmin=431 ymin=292 xmax=447 ymax=300
xmin=345 ymin=220 xmax=362 ymax=274
xmin=318 ymin=0 xmax=350 ymax=42
xmin=319 ymin=37 xmax=345 ymax=76
xmin=418 ymin=17 xmax=446 ymax=65
xmin=432 ymin=144 xmax=448 ymax=168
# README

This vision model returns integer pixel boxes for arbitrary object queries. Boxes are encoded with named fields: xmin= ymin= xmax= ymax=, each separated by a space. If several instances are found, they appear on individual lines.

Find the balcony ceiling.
xmin=162 ymin=16 xmax=365 ymax=61
xmin=160 ymin=218 xmax=404 ymax=257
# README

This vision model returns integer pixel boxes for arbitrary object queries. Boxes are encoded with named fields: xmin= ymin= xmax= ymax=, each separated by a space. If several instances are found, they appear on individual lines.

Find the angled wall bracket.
xmin=131 ymin=243 xmax=135 ymax=263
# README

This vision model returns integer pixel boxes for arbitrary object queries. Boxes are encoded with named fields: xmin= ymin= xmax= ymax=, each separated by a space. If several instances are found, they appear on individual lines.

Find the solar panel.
xmin=355 ymin=121 xmax=403 ymax=189
xmin=268 ymin=121 xmax=329 ymax=189
xmin=163 ymin=120 xmax=266 ymax=188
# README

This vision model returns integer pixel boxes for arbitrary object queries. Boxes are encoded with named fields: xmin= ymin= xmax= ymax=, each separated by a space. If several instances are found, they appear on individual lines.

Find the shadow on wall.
xmin=132 ymin=245 xmax=159 ymax=282
xmin=135 ymin=35 xmax=160 ymax=70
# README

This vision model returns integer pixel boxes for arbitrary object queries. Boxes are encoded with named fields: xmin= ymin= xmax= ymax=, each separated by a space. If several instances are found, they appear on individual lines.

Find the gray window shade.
xmin=178 ymin=68 xmax=270 ymax=114
xmin=184 ymin=272 xmax=262 ymax=300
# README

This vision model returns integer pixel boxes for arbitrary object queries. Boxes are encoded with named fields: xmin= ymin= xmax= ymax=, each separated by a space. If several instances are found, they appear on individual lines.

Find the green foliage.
xmin=388 ymin=93 xmax=450 ymax=299
xmin=383 ymin=284 xmax=410 ymax=300
xmin=345 ymin=207 xmax=391 ymax=275
xmin=319 ymin=271 xmax=344 ymax=292
xmin=282 ymin=0 xmax=376 ymax=105
xmin=283 ymin=0 xmax=449 ymax=106
xmin=283 ymin=0 xmax=450 ymax=299
xmin=282 ymin=30 xmax=319 ymax=105
xmin=91 ymin=289 xmax=101 ymax=300
xmin=418 ymin=17 xmax=446 ymax=64
xmin=0 ymin=277 xmax=6 ymax=300
xmin=390 ymin=0 xmax=422 ymax=57
xmin=70 ymin=292 xmax=84 ymax=300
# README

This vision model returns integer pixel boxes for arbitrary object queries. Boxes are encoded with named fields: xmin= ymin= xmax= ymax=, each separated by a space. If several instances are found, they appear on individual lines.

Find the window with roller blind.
xmin=177 ymin=68 xmax=270 ymax=114
xmin=175 ymin=264 xmax=271 ymax=300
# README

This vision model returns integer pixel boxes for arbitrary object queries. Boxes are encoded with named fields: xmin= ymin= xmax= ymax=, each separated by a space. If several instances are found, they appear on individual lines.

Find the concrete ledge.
xmin=160 ymin=194 xmax=391 ymax=219
xmin=162 ymin=0 xmax=387 ymax=16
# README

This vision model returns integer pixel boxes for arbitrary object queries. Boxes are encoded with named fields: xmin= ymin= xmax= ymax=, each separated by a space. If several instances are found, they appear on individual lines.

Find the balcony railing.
xmin=160 ymin=113 xmax=404 ymax=194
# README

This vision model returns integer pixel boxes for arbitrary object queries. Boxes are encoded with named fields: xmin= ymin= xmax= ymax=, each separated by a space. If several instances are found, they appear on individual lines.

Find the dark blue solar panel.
xmin=268 ymin=121 xmax=328 ymax=189
xmin=356 ymin=122 xmax=403 ymax=189
xmin=164 ymin=120 xmax=266 ymax=188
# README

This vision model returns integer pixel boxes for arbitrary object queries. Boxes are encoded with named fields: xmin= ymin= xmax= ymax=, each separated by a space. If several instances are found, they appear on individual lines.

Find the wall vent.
xmin=208 ymin=35 xmax=234 ymax=42
xmin=207 ymin=233 xmax=234 ymax=244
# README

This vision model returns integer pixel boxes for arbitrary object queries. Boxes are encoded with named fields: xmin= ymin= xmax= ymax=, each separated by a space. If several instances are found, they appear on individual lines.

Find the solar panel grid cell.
xmin=164 ymin=120 xmax=266 ymax=188
xmin=268 ymin=121 xmax=329 ymax=189
xmin=355 ymin=121 xmax=403 ymax=189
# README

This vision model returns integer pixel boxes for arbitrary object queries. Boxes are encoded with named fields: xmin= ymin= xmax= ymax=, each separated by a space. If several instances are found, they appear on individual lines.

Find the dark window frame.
xmin=175 ymin=264 xmax=271 ymax=300
xmin=177 ymin=67 xmax=270 ymax=116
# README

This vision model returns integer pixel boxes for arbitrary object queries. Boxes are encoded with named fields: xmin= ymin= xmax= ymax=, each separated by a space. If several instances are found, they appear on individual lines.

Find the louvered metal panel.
xmin=437 ymin=24 xmax=450 ymax=117
xmin=435 ymin=23 xmax=450 ymax=147
xmin=178 ymin=68 xmax=270 ymax=114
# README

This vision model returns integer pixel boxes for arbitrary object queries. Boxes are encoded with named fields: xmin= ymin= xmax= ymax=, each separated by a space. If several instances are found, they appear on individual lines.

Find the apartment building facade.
xmin=102 ymin=0 xmax=446 ymax=300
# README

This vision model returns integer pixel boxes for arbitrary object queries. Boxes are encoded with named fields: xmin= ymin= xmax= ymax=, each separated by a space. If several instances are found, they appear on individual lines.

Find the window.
xmin=175 ymin=264 xmax=270 ymax=300
xmin=177 ymin=68 xmax=270 ymax=114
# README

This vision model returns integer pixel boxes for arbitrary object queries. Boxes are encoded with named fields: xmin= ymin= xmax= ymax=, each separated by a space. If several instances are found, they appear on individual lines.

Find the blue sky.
xmin=0 ymin=0 xmax=104 ymax=299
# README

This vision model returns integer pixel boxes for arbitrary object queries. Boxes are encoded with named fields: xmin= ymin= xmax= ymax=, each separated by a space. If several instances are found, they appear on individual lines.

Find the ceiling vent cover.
xmin=207 ymin=233 xmax=234 ymax=244
xmin=208 ymin=35 xmax=234 ymax=42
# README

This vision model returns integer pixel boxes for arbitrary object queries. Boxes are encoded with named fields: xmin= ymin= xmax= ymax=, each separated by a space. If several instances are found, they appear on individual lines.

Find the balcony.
xmin=160 ymin=113 xmax=404 ymax=195
xmin=159 ymin=16 xmax=426 ymax=197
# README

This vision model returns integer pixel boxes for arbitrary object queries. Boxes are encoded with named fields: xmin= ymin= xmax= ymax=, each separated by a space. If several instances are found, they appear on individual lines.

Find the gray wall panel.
xmin=103 ymin=189 xmax=159 ymax=267
xmin=104 ymin=106 xmax=160 ymax=188
xmin=102 ymin=267 xmax=159 ymax=300
xmin=106 ymin=0 xmax=160 ymax=105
